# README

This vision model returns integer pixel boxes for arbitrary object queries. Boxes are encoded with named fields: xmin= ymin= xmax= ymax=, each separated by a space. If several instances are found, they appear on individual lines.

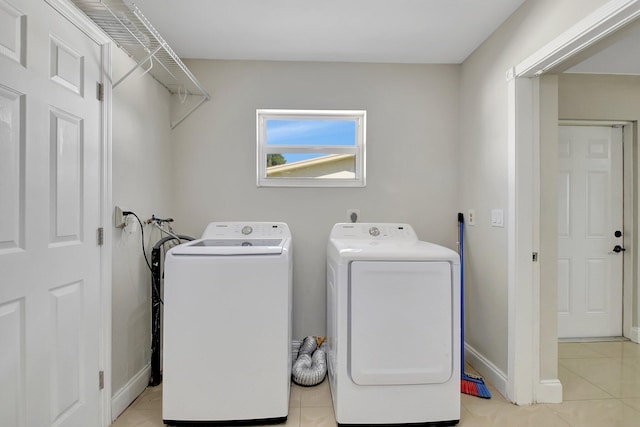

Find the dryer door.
xmin=348 ymin=261 xmax=453 ymax=385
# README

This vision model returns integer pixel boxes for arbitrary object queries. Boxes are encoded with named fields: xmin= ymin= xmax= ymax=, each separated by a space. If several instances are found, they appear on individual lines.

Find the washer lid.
xmin=170 ymin=238 xmax=285 ymax=255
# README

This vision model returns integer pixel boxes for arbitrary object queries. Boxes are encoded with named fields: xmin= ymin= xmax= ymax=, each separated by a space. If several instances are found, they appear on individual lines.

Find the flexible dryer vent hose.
xmin=292 ymin=336 xmax=327 ymax=386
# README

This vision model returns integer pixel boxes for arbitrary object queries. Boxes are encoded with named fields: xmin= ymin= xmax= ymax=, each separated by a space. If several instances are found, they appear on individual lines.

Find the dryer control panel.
xmin=329 ymin=223 xmax=417 ymax=240
xmin=202 ymin=222 xmax=291 ymax=239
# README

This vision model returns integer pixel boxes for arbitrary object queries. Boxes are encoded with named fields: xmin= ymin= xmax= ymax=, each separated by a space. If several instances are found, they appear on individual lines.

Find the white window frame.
xmin=256 ymin=109 xmax=366 ymax=187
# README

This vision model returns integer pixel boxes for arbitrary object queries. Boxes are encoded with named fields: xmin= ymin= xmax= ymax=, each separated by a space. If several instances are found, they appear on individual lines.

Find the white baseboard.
xmin=537 ymin=379 xmax=563 ymax=403
xmin=631 ymin=327 xmax=640 ymax=344
xmin=464 ymin=343 xmax=508 ymax=399
xmin=111 ymin=364 xmax=151 ymax=421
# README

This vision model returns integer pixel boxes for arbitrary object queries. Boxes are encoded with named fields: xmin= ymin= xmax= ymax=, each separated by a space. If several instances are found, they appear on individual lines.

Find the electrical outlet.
xmin=468 ymin=209 xmax=476 ymax=226
xmin=115 ymin=206 xmax=127 ymax=228
xmin=347 ymin=209 xmax=360 ymax=223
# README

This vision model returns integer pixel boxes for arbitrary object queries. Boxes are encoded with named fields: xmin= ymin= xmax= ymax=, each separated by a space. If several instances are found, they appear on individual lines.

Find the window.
xmin=256 ymin=109 xmax=366 ymax=187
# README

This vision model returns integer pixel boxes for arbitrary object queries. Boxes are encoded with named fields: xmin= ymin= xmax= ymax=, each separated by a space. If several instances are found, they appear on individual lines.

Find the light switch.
xmin=491 ymin=209 xmax=504 ymax=227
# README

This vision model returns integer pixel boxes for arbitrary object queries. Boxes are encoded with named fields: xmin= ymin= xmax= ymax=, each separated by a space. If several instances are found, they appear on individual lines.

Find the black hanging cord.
xmin=123 ymin=211 xmax=152 ymax=271
xmin=149 ymin=234 xmax=194 ymax=387
xmin=121 ymin=210 xmax=195 ymax=387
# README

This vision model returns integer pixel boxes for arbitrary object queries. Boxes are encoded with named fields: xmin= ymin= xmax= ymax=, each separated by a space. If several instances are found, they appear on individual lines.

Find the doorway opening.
xmin=507 ymin=1 xmax=640 ymax=405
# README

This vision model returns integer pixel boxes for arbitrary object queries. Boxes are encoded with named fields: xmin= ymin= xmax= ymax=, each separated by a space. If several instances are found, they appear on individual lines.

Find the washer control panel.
xmin=330 ymin=223 xmax=417 ymax=240
xmin=202 ymin=222 xmax=290 ymax=239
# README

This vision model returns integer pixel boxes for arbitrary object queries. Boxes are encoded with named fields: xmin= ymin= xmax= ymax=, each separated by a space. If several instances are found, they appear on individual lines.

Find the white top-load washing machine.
xmin=162 ymin=222 xmax=292 ymax=425
xmin=327 ymin=223 xmax=460 ymax=426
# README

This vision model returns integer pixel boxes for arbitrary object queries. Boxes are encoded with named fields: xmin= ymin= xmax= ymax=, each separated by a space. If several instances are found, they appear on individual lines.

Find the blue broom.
xmin=458 ymin=212 xmax=491 ymax=399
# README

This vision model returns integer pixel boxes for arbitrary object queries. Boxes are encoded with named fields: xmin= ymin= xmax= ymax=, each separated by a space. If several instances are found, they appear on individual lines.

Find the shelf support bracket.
xmin=113 ymin=44 xmax=164 ymax=88
xmin=171 ymin=94 xmax=210 ymax=130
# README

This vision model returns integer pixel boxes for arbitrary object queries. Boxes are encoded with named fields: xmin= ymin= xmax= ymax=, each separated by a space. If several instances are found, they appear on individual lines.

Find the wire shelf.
xmin=71 ymin=0 xmax=209 ymax=128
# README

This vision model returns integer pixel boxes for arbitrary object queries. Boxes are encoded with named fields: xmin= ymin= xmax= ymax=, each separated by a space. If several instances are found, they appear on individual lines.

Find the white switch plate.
xmin=467 ymin=209 xmax=476 ymax=226
xmin=491 ymin=209 xmax=504 ymax=227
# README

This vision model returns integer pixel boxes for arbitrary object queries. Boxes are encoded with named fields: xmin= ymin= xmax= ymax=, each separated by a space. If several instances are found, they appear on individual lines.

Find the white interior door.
xmin=557 ymin=125 xmax=623 ymax=338
xmin=0 ymin=0 xmax=103 ymax=426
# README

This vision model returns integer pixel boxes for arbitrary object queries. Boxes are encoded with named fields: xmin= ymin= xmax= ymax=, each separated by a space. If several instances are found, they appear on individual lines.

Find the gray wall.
xmin=111 ymin=47 xmax=174 ymax=398
xmin=170 ymin=60 xmax=461 ymax=338
xmin=459 ymin=0 xmax=611 ymax=378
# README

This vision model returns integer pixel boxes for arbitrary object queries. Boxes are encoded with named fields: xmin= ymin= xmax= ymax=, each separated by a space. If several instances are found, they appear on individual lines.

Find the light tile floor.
xmin=111 ymin=341 xmax=640 ymax=427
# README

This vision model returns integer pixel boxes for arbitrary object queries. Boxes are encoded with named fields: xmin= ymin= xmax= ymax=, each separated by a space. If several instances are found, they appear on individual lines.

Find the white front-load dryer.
xmin=162 ymin=222 xmax=292 ymax=425
xmin=327 ymin=223 xmax=460 ymax=426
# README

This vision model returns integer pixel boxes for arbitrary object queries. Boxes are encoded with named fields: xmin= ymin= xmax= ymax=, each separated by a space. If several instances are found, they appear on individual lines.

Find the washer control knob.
xmin=369 ymin=226 xmax=380 ymax=237
xmin=241 ymin=225 xmax=253 ymax=235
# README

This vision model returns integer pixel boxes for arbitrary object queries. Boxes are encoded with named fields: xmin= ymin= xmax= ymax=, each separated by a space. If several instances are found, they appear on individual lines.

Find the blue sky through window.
xmin=266 ymin=120 xmax=356 ymax=163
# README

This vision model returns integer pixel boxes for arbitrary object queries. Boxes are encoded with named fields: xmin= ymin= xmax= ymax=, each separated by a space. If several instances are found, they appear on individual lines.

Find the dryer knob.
xmin=241 ymin=225 xmax=253 ymax=235
xmin=369 ymin=227 xmax=380 ymax=237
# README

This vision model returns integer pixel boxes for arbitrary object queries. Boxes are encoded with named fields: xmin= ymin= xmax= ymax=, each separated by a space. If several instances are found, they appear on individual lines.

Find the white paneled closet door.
xmin=0 ymin=0 xmax=103 ymax=426
xmin=557 ymin=125 xmax=623 ymax=339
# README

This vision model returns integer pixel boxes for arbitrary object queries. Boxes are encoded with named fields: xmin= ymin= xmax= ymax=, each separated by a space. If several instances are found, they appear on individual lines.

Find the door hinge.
xmin=97 ymin=82 xmax=104 ymax=101
xmin=97 ymin=227 xmax=104 ymax=246
xmin=532 ymin=252 xmax=538 ymax=262
xmin=99 ymin=370 xmax=104 ymax=390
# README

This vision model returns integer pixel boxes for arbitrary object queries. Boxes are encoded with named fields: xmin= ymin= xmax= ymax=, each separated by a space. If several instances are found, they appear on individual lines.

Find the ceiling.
xmin=132 ymin=0 xmax=527 ymax=64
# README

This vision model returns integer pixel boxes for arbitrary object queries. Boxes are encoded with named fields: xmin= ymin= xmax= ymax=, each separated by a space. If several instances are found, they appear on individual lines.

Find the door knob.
xmin=613 ymin=245 xmax=626 ymax=253
xmin=615 ymin=230 xmax=622 ymax=238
